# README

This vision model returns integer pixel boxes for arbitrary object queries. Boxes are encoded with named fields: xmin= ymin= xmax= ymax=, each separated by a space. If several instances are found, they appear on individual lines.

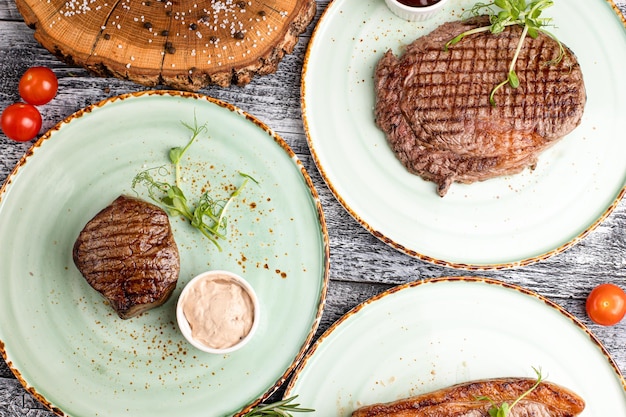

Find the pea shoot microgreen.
xmin=242 ymin=396 xmax=314 ymax=417
xmin=132 ymin=115 xmax=258 ymax=251
xmin=169 ymin=116 xmax=207 ymax=186
xmin=445 ymin=0 xmax=565 ymax=106
xmin=476 ymin=367 xmax=544 ymax=417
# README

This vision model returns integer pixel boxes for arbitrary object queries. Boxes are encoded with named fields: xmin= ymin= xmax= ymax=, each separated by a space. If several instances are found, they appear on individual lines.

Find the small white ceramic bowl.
xmin=176 ymin=270 xmax=260 ymax=354
xmin=384 ymin=0 xmax=449 ymax=22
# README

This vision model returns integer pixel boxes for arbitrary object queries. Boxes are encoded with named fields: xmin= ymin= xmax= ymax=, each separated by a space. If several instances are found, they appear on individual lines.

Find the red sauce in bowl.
xmin=397 ymin=0 xmax=441 ymax=6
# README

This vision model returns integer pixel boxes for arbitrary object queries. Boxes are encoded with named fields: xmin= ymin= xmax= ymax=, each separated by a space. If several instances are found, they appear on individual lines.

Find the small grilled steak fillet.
xmin=374 ymin=17 xmax=586 ymax=196
xmin=352 ymin=377 xmax=585 ymax=417
xmin=73 ymin=195 xmax=180 ymax=319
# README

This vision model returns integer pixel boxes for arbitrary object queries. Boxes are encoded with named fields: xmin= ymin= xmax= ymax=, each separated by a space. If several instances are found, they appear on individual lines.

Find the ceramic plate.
xmin=285 ymin=277 xmax=626 ymax=416
xmin=0 ymin=91 xmax=329 ymax=417
xmin=302 ymin=0 xmax=626 ymax=268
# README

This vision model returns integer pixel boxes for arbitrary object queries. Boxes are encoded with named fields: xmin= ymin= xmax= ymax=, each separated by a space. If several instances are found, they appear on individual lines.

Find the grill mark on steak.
xmin=73 ymin=195 xmax=180 ymax=319
xmin=374 ymin=17 xmax=586 ymax=196
xmin=351 ymin=377 xmax=585 ymax=417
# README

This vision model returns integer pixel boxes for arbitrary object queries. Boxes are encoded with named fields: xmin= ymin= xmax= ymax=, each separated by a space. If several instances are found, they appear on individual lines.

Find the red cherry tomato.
xmin=18 ymin=66 xmax=58 ymax=106
xmin=586 ymin=283 xmax=626 ymax=326
xmin=1 ymin=103 xmax=43 ymax=142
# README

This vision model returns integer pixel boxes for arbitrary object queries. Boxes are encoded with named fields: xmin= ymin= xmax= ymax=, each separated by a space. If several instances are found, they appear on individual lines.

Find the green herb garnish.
xmin=445 ymin=0 xmax=565 ymax=106
xmin=170 ymin=115 xmax=207 ymax=186
xmin=132 ymin=115 xmax=257 ymax=251
xmin=242 ymin=396 xmax=314 ymax=417
xmin=476 ymin=367 xmax=544 ymax=417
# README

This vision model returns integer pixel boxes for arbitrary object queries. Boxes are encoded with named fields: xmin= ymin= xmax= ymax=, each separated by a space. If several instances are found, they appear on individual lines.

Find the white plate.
xmin=302 ymin=0 xmax=626 ymax=268
xmin=285 ymin=277 xmax=626 ymax=416
xmin=0 ymin=91 xmax=329 ymax=417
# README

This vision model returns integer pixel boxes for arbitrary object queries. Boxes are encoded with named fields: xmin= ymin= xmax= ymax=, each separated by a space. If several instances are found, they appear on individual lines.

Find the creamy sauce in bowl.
xmin=177 ymin=270 xmax=259 ymax=353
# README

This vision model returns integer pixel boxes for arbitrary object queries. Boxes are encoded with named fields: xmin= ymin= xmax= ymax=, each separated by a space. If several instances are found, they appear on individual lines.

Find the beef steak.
xmin=73 ymin=195 xmax=180 ymax=319
xmin=352 ymin=377 xmax=584 ymax=417
xmin=374 ymin=17 xmax=586 ymax=196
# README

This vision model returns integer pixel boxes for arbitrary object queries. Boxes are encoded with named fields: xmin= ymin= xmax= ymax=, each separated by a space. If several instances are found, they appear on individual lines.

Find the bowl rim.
xmin=385 ymin=0 xmax=449 ymax=13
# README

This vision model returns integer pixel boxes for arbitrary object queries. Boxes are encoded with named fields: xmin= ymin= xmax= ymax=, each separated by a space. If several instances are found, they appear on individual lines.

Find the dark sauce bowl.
xmin=385 ymin=0 xmax=449 ymax=21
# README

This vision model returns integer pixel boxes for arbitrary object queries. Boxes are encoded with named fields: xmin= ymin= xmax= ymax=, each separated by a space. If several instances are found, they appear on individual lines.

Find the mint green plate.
xmin=302 ymin=0 xmax=626 ymax=268
xmin=285 ymin=277 xmax=626 ymax=415
xmin=0 ymin=91 xmax=329 ymax=417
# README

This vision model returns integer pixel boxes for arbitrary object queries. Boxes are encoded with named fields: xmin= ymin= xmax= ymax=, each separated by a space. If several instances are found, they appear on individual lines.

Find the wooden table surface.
xmin=1 ymin=0 xmax=625 ymax=415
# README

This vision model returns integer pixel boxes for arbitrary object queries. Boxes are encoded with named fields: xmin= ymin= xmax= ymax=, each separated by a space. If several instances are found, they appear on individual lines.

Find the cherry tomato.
xmin=18 ymin=66 xmax=58 ymax=106
xmin=1 ymin=103 xmax=43 ymax=142
xmin=586 ymin=283 xmax=626 ymax=326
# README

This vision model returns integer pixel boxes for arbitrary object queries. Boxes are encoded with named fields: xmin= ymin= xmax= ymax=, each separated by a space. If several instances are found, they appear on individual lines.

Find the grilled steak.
xmin=352 ymin=377 xmax=585 ymax=417
xmin=73 ymin=195 xmax=180 ymax=319
xmin=374 ymin=17 xmax=586 ymax=196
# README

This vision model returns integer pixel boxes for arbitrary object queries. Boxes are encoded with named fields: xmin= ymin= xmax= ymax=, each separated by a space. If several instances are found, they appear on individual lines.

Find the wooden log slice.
xmin=14 ymin=0 xmax=316 ymax=90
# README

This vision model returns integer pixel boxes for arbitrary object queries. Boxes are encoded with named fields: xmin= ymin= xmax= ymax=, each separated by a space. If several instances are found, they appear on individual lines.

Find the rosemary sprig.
xmin=242 ymin=396 xmax=314 ymax=417
xmin=445 ymin=0 xmax=565 ymax=106
xmin=476 ymin=367 xmax=544 ymax=417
